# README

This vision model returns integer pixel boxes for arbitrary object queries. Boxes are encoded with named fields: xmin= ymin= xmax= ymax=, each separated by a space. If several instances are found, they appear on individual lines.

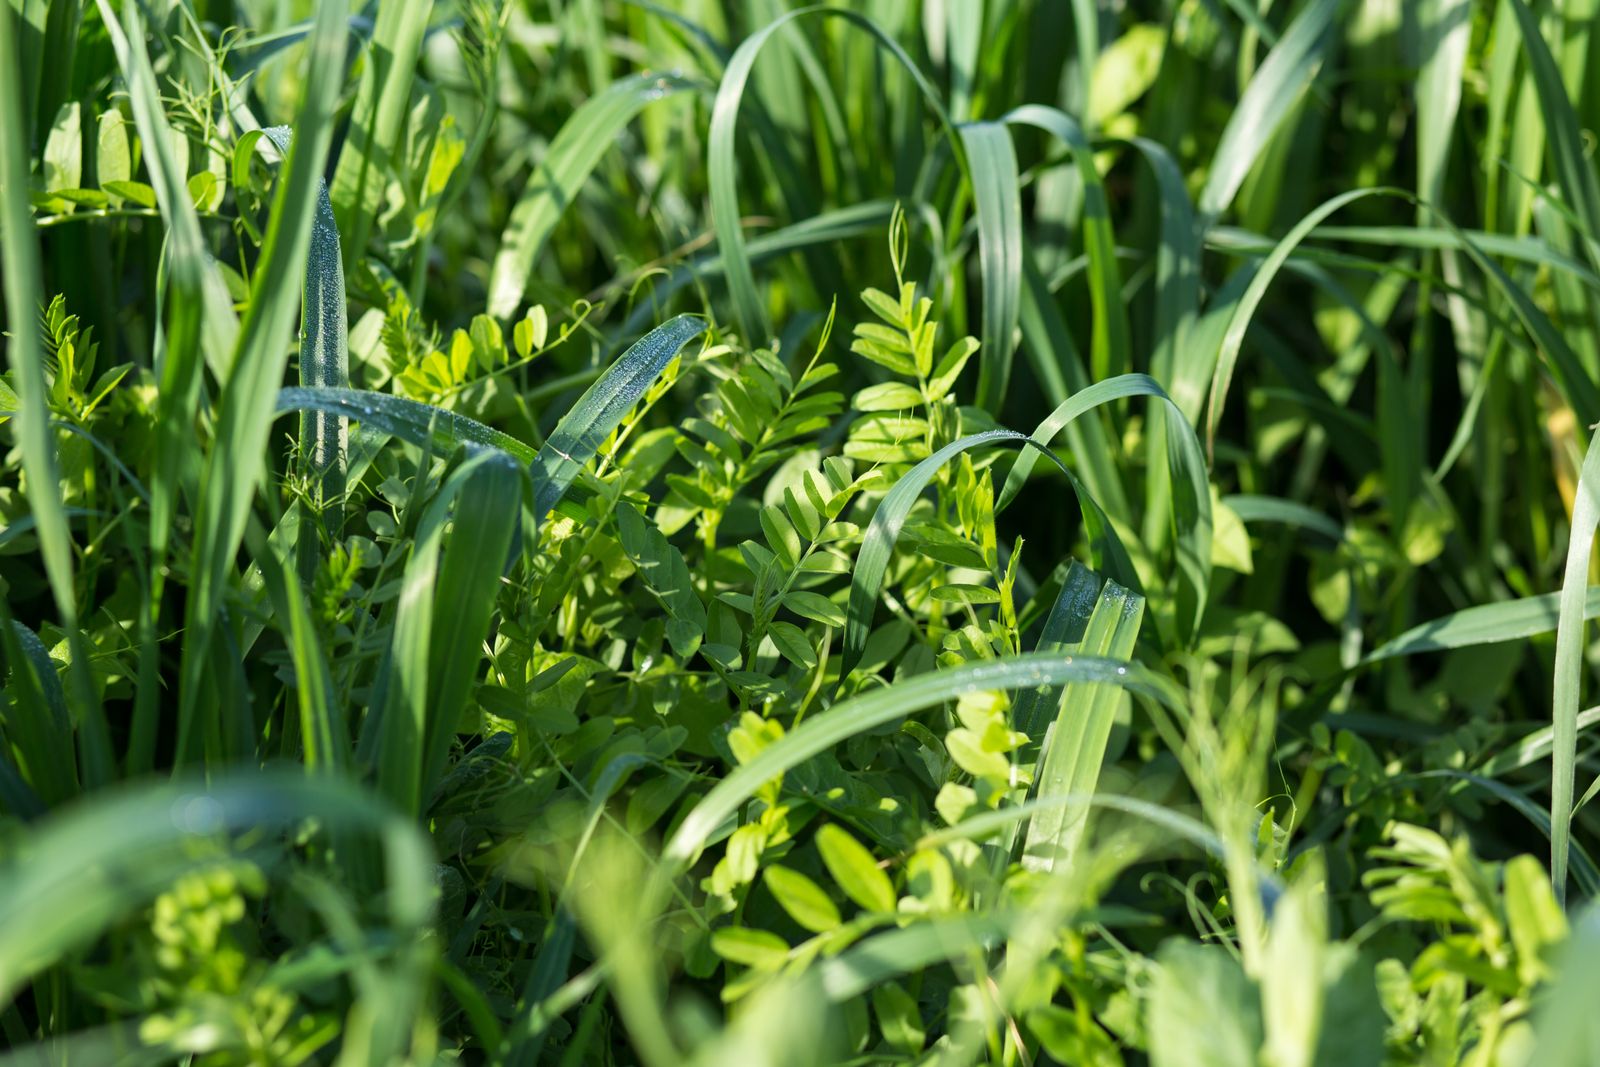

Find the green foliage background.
xmin=2 ymin=0 xmax=1600 ymax=1063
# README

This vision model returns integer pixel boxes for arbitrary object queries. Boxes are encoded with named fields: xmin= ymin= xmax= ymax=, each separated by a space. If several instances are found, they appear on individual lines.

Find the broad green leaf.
xmin=762 ymin=865 xmax=841 ymax=933
xmin=815 ymin=824 xmax=896 ymax=914
xmin=711 ymin=927 xmax=789 ymax=970
xmin=1148 ymin=941 xmax=1263 ymax=1067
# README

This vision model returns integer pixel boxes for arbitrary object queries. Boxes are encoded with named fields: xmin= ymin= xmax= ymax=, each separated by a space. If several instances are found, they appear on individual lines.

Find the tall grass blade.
xmin=1551 ymin=430 xmax=1600 ymax=904
xmin=1022 ymin=574 xmax=1145 ymax=871
xmin=960 ymin=121 xmax=1022 ymax=412
xmin=1197 ymin=0 xmax=1341 ymax=220
xmin=262 ymin=126 xmax=349 ymax=572
xmin=487 ymin=73 xmax=700 ymax=320
xmin=708 ymin=7 xmax=948 ymax=344
xmin=0 ymin=3 xmax=111 ymax=787
xmin=176 ymin=0 xmax=347 ymax=766
xmin=377 ymin=452 xmax=524 ymax=816
xmin=329 ymin=0 xmax=435 ymax=264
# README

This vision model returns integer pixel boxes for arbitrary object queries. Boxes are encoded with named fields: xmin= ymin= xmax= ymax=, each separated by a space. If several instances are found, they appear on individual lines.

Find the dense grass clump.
xmin=5 ymin=0 xmax=1600 ymax=1063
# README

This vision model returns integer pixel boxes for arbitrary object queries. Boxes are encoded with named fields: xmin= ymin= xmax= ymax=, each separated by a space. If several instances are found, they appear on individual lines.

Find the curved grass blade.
xmin=1478 ymin=707 xmax=1600 ymax=779
xmin=277 ymin=387 xmax=537 ymax=464
xmin=1552 ymin=430 xmax=1600 ymax=904
xmin=840 ymin=430 xmax=1135 ymax=680
xmin=1204 ymin=187 xmax=1400 ymax=455
xmin=1197 ymin=0 xmax=1341 ymax=220
xmin=662 ymin=652 xmax=1183 ymax=873
xmin=1365 ymin=588 xmax=1600 ymax=663
xmin=1017 ymin=250 xmax=1128 ymax=517
xmin=917 ymin=791 xmax=1227 ymax=861
xmin=709 ymin=6 xmax=949 ymax=343
xmin=618 ymin=200 xmax=896 ymax=336
xmin=1408 ymin=770 xmax=1600 ymax=898
xmin=533 ymin=314 xmax=706 ymax=517
xmin=487 ymin=72 xmax=700 ymax=320
xmin=959 ymin=122 xmax=1023 ymax=412
xmin=262 ymin=126 xmax=349 ymax=567
xmin=815 ymin=914 xmax=1011 ymax=1002
xmin=1000 ymin=374 xmax=1212 ymax=643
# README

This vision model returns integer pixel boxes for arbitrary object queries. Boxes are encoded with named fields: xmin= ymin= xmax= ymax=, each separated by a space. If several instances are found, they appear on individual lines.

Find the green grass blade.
xmin=0 ymin=2 xmax=111 ymax=788
xmin=1000 ymin=373 xmax=1211 ymax=643
xmin=959 ymin=121 xmax=1022 ymax=412
xmin=1505 ymin=0 xmax=1600 ymax=273
xmin=1551 ymin=429 xmax=1600 ymax=904
xmin=532 ymin=314 xmax=706 ymax=517
xmin=486 ymin=72 xmax=701 ymax=320
xmin=279 ymin=387 xmax=535 ymax=464
xmin=708 ymin=6 xmax=949 ymax=344
xmin=1197 ymin=0 xmax=1341 ymax=220
xmin=1127 ymin=136 xmax=1201 ymax=390
xmin=378 ymin=452 xmax=524 ymax=816
xmin=1017 ymin=249 xmax=1129 ymax=517
xmin=1205 ymin=187 xmax=1394 ymax=452
xmin=1022 ymin=574 xmax=1145 ymax=872
xmin=176 ymin=0 xmax=347 ymax=766
xmin=1415 ymin=0 xmax=1470 ymax=210
xmin=1012 ymin=562 xmax=1102 ymax=740
xmin=1005 ymin=105 xmax=1131 ymax=383
xmin=662 ymin=651 xmax=1183 ymax=873
xmin=0 ymin=609 xmax=78 ymax=806
xmin=329 ymin=0 xmax=435 ymax=265
xmin=1366 ymin=588 xmax=1600 ymax=663
xmin=1223 ymin=494 xmax=1344 ymax=544
xmin=815 ymin=914 xmax=1010 ymax=1001
xmin=262 ymin=126 xmax=349 ymax=569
